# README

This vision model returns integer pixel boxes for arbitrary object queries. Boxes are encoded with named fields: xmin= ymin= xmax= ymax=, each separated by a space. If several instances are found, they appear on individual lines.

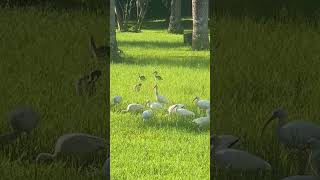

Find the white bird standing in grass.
xmin=146 ymin=100 xmax=163 ymax=110
xmin=121 ymin=103 xmax=144 ymax=113
xmin=36 ymin=133 xmax=108 ymax=163
xmin=193 ymin=96 xmax=210 ymax=110
xmin=142 ymin=110 xmax=153 ymax=122
xmin=111 ymin=96 xmax=122 ymax=105
xmin=261 ymin=108 xmax=320 ymax=150
xmin=154 ymin=84 xmax=168 ymax=104
xmin=212 ymin=137 xmax=272 ymax=171
xmin=280 ymin=176 xmax=319 ymax=180
xmin=192 ymin=108 xmax=210 ymax=129
xmin=168 ymin=104 xmax=185 ymax=114
xmin=172 ymin=105 xmax=195 ymax=117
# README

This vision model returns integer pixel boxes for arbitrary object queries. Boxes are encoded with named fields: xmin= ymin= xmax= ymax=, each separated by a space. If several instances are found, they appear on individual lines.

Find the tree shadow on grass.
xmin=119 ymin=40 xmax=188 ymax=49
xmin=127 ymin=19 xmax=193 ymax=30
xmin=113 ymin=56 xmax=209 ymax=69
xmin=137 ymin=117 xmax=209 ymax=134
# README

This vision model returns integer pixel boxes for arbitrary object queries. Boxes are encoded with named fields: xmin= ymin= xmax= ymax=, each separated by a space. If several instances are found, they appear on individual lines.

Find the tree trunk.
xmin=115 ymin=0 xmax=126 ymax=32
xmin=192 ymin=0 xmax=209 ymax=50
xmin=110 ymin=0 xmax=118 ymax=56
xmin=168 ymin=0 xmax=183 ymax=34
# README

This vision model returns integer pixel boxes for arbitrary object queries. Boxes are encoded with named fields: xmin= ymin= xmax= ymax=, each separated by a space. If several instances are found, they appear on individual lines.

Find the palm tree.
xmin=168 ymin=0 xmax=183 ymax=34
xmin=192 ymin=0 xmax=209 ymax=50
xmin=110 ymin=0 xmax=118 ymax=56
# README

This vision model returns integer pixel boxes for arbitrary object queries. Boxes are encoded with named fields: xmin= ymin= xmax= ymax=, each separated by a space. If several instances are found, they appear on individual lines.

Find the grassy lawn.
xmin=0 ymin=8 xmax=108 ymax=179
xmin=110 ymin=21 xmax=210 ymax=179
xmin=212 ymin=16 xmax=320 ymax=179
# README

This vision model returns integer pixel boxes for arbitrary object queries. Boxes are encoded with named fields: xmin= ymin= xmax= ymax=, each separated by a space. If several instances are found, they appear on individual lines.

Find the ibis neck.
xmin=278 ymin=117 xmax=287 ymax=127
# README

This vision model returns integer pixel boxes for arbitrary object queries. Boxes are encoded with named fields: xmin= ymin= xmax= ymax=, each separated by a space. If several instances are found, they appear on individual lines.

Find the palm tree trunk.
xmin=168 ymin=0 xmax=183 ymax=34
xmin=192 ymin=0 xmax=209 ymax=50
xmin=110 ymin=0 xmax=118 ymax=56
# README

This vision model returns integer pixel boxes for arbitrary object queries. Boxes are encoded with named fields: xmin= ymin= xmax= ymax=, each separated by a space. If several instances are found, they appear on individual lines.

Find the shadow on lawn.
xmin=137 ymin=117 xmax=209 ymax=134
xmin=119 ymin=40 xmax=187 ymax=49
xmin=126 ymin=19 xmax=193 ymax=30
xmin=112 ymin=56 xmax=209 ymax=69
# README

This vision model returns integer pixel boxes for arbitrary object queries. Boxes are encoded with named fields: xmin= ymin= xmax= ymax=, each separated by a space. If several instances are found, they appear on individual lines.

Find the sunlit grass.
xmin=212 ymin=16 xmax=320 ymax=179
xmin=110 ymin=22 xmax=210 ymax=179
xmin=0 ymin=7 xmax=108 ymax=179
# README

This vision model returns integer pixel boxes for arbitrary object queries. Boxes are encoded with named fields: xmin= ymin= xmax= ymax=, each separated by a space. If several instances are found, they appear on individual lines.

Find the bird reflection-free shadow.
xmin=137 ymin=117 xmax=209 ymax=134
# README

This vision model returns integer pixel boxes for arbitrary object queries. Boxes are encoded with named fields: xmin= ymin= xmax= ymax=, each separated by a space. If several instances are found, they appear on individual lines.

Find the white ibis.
xmin=172 ymin=105 xmax=195 ymax=117
xmin=134 ymin=83 xmax=142 ymax=92
xmin=153 ymin=71 xmax=162 ymax=80
xmin=168 ymin=104 xmax=185 ymax=114
xmin=89 ymin=35 xmax=109 ymax=60
xmin=142 ymin=110 xmax=153 ymax=122
xmin=211 ymin=136 xmax=271 ymax=171
xmin=36 ymin=133 xmax=108 ymax=163
xmin=146 ymin=100 xmax=163 ymax=110
xmin=138 ymin=74 xmax=146 ymax=81
xmin=111 ymin=96 xmax=122 ymax=105
xmin=0 ymin=107 xmax=39 ymax=145
xmin=193 ymin=96 xmax=210 ymax=110
xmin=154 ymin=84 xmax=168 ymax=104
xmin=121 ymin=104 xmax=144 ymax=113
xmin=102 ymin=157 xmax=110 ymax=178
xmin=280 ymin=176 xmax=319 ymax=180
xmin=192 ymin=115 xmax=209 ymax=129
xmin=261 ymin=108 xmax=320 ymax=150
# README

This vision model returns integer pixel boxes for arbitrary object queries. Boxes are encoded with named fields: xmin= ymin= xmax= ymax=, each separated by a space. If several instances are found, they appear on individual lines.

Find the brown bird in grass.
xmin=153 ymin=71 xmax=162 ymax=81
xmin=89 ymin=35 xmax=110 ymax=60
xmin=134 ymin=83 xmax=142 ymax=92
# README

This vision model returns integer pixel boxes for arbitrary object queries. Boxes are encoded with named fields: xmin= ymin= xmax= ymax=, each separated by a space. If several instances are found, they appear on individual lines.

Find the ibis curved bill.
xmin=168 ymin=104 xmax=185 ymax=114
xmin=261 ymin=108 xmax=320 ymax=150
xmin=193 ymin=96 xmax=210 ymax=110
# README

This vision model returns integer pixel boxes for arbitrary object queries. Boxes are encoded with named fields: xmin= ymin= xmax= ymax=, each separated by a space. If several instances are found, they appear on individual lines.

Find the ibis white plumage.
xmin=146 ymin=100 xmax=163 ymax=110
xmin=111 ymin=96 xmax=122 ymax=105
xmin=154 ymin=84 xmax=168 ymax=104
xmin=211 ymin=136 xmax=271 ymax=171
xmin=168 ymin=104 xmax=185 ymax=114
xmin=173 ymin=105 xmax=195 ymax=117
xmin=121 ymin=103 xmax=144 ymax=113
xmin=142 ymin=110 xmax=153 ymax=121
xmin=261 ymin=108 xmax=320 ymax=150
xmin=193 ymin=96 xmax=210 ymax=110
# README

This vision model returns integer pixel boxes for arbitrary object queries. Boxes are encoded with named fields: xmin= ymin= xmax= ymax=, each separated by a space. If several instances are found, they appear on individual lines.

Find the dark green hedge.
xmin=214 ymin=0 xmax=320 ymax=20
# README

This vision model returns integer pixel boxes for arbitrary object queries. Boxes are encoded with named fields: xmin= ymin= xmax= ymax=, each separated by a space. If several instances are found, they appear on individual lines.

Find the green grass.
xmin=110 ymin=21 xmax=210 ymax=179
xmin=212 ymin=16 xmax=320 ymax=179
xmin=0 ymin=7 xmax=108 ymax=179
